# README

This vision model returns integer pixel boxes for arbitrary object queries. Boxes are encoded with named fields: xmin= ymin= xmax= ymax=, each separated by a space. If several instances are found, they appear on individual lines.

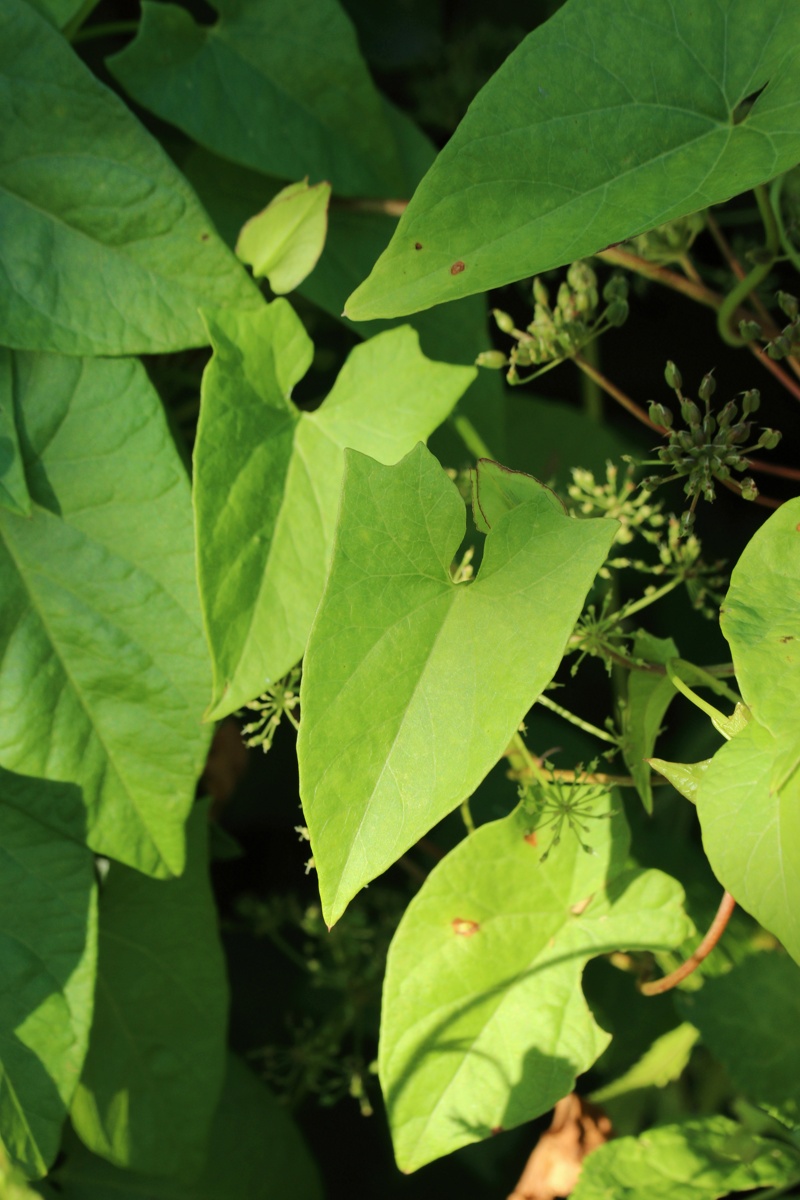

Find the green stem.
xmin=668 ymin=671 xmax=732 ymax=737
xmin=63 ymin=0 xmax=101 ymax=39
xmin=577 ymin=337 xmax=603 ymax=422
xmin=459 ymin=799 xmax=476 ymax=835
xmin=620 ymin=576 xmax=683 ymax=618
xmin=262 ymin=928 xmax=310 ymax=973
xmin=537 ymin=693 xmax=617 ymax=744
xmin=509 ymin=731 xmax=548 ymax=784
xmin=717 ymin=185 xmax=780 ymax=347
xmin=450 ymin=412 xmax=495 ymax=461
xmin=72 ymin=18 xmax=140 ymax=43
xmin=674 ymin=659 xmax=740 ymax=707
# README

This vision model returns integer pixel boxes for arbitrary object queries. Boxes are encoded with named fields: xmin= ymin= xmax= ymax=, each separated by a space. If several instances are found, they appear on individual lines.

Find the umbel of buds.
xmin=642 ymin=362 xmax=782 ymax=534
xmin=476 ymin=262 xmax=629 ymax=382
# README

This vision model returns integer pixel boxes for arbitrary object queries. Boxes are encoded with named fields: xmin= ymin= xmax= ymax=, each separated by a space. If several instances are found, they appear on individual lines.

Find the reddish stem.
xmin=640 ymin=890 xmax=736 ymax=995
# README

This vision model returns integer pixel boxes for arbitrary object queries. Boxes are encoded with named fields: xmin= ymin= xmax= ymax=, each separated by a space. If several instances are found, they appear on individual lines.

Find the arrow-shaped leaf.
xmin=379 ymin=802 xmax=689 ymax=1170
xmin=346 ymin=0 xmax=800 ymax=319
xmin=298 ymin=445 xmax=618 ymax=925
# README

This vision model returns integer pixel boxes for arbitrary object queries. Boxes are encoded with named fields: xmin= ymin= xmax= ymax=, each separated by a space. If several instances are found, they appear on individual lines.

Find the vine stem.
xmin=536 ymin=693 xmax=617 ymax=744
xmin=450 ymin=412 xmax=495 ymax=461
xmin=640 ymin=891 xmax=736 ymax=995
xmin=72 ymin=19 xmax=139 ymax=42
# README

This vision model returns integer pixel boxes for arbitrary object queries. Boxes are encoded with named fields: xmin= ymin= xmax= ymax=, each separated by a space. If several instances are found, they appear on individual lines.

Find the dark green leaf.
xmin=298 ymin=445 xmax=618 ymax=925
xmin=70 ymin=805 xmax=227 ymax=1177
xmin=0 ymin=0 xmax=259 ymax=356
xmin=0 ymin=352 xmax=211 ymax=877
xmin=0 ymin=771 xmax=97 ymax=1179
xmin=109 ymin=0 xmax=415 ymax=197
xmin=680 ymin=953 xmax=800 ymax=1121
xmin=0 ymin=351 xmax=31 ymax=516
xmin=380 ymin=803 xmax=689 ymax=1169
xmin=346 ymin=0 xmax=800 ymax=318
xmin=195 ymin=302 xmax=475 ymax=719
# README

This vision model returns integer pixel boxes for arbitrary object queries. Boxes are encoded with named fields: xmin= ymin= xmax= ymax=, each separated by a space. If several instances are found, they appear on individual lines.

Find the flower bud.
xmin=777 ymin=291 xmax=799 ymax=320
xmin=664 ymin=360 xmax=682 ymax=390
xmin=738 ymin=319 xmax=762 ymax=341
xmin=757 ymin=428 xmax=782 ymax=450
xmin=740 ymin=478 xmax=758 ymax=501
xmin=605 ymin=299 xmax=629 ymax=326
xmin=567 ymin=261 xmax=597 ymax=293
xmin=698 ymin=372 xmax=716 ymax=402
xmin=679 ymin=510 xmax=695 ymax=536
xmin=492 ymin=309 xmax=515 ymax=335
xmin=702 ymin=413 xmax=716 ymax=438
xmin=475 ymin=350 xmax=508 ymax=370
xmin=717 ymin=400 xmax=737 ymax=428
xmin=767 ymin=335 xmax=791 ymax=360
xmin=603 ymin=273 xmax=628 ymax=302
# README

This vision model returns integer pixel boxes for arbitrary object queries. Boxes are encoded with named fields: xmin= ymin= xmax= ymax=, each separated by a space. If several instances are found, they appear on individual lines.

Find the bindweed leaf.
xmin=236 ymin=179 xmax=331 ymax=294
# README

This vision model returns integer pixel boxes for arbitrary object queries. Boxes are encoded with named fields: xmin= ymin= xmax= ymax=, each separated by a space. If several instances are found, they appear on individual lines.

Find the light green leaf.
xmin=696 ymin=500 xmax=800 ymax=962
xmin=298 ymin=443 xmax=618 ymax=925
xmin=680 ymin=953 xmax=800 ymax=1120
xmin=571 ymin=1117 xmax=799 ymax=1200
xmin=56 ymin=1056 xmax=322 ymax=1199
xmin=621 ymin=632 xmax=678 ymax=813
xmin=379 ymin=802 xmax=689 ymax=1170
xmin=0 ymin=352 xmax=211 ymax=878
xmin=0 ymin=0 xmax=259 ymax=357
xmin=195 ymin=303 xmax=475 ymax=720
xmin=109 ymin=0 xmax=412 ymax=197
xmin=70 ymin=805 xmax=227 ymax=1178
xmin=472 ymin=458 xmax=564 ymax=534
xmin=591 ymin=1023 xmax=699 ymax=1103
xmin=236 ymin=179 xmax=331 ymax=294
xmin=0 ymin=351 xmax=31 ymax=516
xmin=0 ymin=771 xmax=97 ymax=1180
xmin=719 ymin=497 xmax=800 ymax=744
xmin=346 ymin=0 xmax=800 ymax=319
xmin=648 ymin=757 xmax=711 ymax=805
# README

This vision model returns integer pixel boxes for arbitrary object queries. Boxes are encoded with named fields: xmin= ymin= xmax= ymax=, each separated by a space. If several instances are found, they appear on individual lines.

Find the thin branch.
xmin=640 ymin=891 xmax=736 ymax=995
xmin=331 ymin=197 xmax=409 ymax=217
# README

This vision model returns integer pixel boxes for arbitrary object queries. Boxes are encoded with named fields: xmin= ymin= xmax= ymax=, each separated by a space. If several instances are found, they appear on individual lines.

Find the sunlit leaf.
xmin=236 ymin=179 xmax=331 ymax=294
xmin=299 ymin=447 xmax=618 ymax=925
xmin=346 ymin=0 xmax=800 ymax=318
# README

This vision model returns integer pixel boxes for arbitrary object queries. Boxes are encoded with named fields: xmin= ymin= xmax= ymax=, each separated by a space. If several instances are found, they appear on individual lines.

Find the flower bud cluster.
xmin=621 ymin=212 xmax=704 ymax=266
xmin=736 ymin=292 xmax=800 ymax=360
xmin=476 ymin=263 xmax=629 ymax=382
xmin=642 ymin=363 xmax=782 ymax=533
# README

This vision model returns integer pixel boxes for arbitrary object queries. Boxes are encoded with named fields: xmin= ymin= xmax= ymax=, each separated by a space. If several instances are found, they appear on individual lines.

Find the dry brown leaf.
xmin=507 ymin=1093 xmax=612 ymax=1200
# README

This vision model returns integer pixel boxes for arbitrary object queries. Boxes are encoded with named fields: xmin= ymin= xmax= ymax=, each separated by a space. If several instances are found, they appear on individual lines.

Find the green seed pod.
xmin=702 ymin=413 xmax=717 ymax=438
xmin=767 ymin=335 xmax=791 ymax=360
xmin=741 ymin=389 xmax=760 ymax=416
xmin=717 ymin=400 xmax=737 ymax=428
xmin=492 ymin=309 xmax=515 ymax=335
xmin=603 ymin=273 xmax=628 ymax=302
xmin=664 ymin=360 xmax=682 ymax=390
xmin=605 ymin=299 xmax=629 ymax=326
xmin=679 ymin=510 xmax=695 ymax=536
xmin=728 ymin=422 xmax=749 ymax=444
xmin=567 ymin=261 xmax=597 ymax=293
xmin=678 ymin=430 xmax=694 ymax=452
xmin=698 ymin=372 xmax=716 ymax=402
xmin=475 ymin=350 xmax=508 ymax=370
xmin=740 ymin=478 xmax=758 ymax=501
xmin=680 ymin=398 xmax=701 ymax=426
xmin=757 ymin=428 xmax=782 ymax=450
xmin=738 ymin=319 xmax=762 ymax=341
xmin=649 ymin=402 xmax=672 ymax=428
xmin=777 ymin=291 xmax=799 ymax=320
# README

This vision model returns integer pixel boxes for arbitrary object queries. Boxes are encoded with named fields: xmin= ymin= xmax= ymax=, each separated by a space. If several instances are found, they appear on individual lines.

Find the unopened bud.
xmin=717 ymin=400 xmax=737 ymax=428
xmin=698 ymin=372 xmax=717 ymax=402
xmin=757 ymin=428 xmax=782 ymax=450
xmin=492 ymin=309 xmax=515 ymax=335
xmin=702 ymin=414 xmax=717 ymax=438
xmin=738 ymin=319 xmax=762 ymax=341
xmin=740 ymin=478 xmax=758 ymax=501
xmin=649 ymin=402 xmax=672 ymax=429
xmin=567 ymin=261 xmax=597 ymax=293
xmin=532 ymin=278 xmax=549 ymax=307
xmin=475 ymin=350 xmax=508 ymax=370
xmin=664 ymin=360 xmax=682 ymax=390
xmin=679 ymin=510 xmax=695 ymax=536
xmin=741 ymin=389 xmax=760 ymax=416
xmin=767 ymin=335 xmax=791 ymax=360
xmin=603 ymin=273 xmax=628 ymax=302
xmin=777 ymin=291 xmax=799 ymax=320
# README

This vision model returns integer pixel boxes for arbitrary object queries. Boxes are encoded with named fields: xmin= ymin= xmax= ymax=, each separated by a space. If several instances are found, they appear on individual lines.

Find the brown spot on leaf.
xmin=491 ymin=1125 xmax=504 ymax=1136
xmin=450 ymin=260 xmax=466 ymax=275
xmin=200 ymin=232 xmax=210 ymax=241
xmin=780 ymin=635 xmax=795 ymax=643
xmin=414 ymin=242 xmax=423 ymax=250
xmin=570 ymin=895 xmax=593 ymax=916
xmin=524 ymin=831 xmax=538 ymax=847
xmin=452 ymin=917 xmax=480 ymax=936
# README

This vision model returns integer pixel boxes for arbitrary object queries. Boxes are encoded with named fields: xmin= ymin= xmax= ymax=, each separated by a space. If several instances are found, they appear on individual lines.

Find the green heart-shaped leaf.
xmin=298 ymin=445 xmax=618 ymax=924
xmin=346 ymin=0 xmax=800 ymax=319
